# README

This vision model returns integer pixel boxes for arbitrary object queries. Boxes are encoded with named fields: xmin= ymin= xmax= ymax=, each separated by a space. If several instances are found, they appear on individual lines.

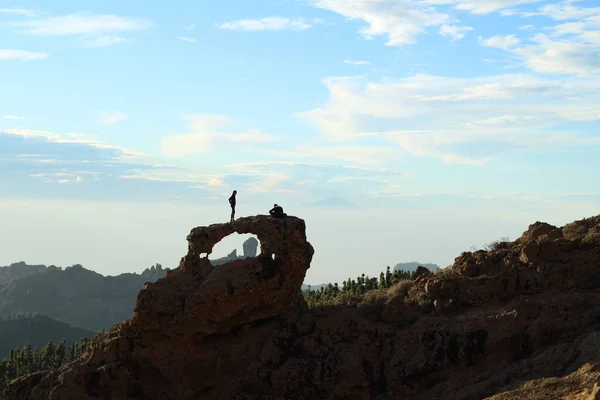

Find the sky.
xmin=1 ymin=0 xmax=599 ymax=284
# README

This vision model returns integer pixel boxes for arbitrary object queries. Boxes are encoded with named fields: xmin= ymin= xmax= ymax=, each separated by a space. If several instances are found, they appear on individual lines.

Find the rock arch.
xmin=133 ymin=215 xmax=314 ymax=335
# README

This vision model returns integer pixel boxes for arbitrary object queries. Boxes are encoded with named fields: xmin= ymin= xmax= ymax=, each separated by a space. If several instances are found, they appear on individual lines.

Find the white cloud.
xmin=299 ymin=73 xmax=600 ymax=164
xmin=344 ymin=60 xmax=371 ymax=65
xmin=265 ymin=145 xmax=400 ymax=165
xmin=84 ymin=36 xmax=131 ymax=48
xmin=513 ymin=36 xmax=600 ymax=76
xmin=4 ymin=115 xmax=27 ymax=120
xmin=312 ymin=0 xmax=454 ymax=45
xmin=2 ymin=128 xmax=145 ymax=158
xmin=0 ymin=49 xmax=48 ymax=61
xmin=519 ymin=24 xmax=535 ymax=30
xmin=119 ymin=170 xmax=226 ymax=187
xmin=523 ymin=2 xmax=600 ymax=20
xmin=219 ymin=17 xmax=315 ymax=31
xmin=177 ymin=36 xmax=196 ymax=42
xmin=439 ymin=24 xmax=473 ymax=40
xmin=479 ymin=34 xmax=521 ymax=49
xmin=15 ymin=13 xmax=151 ymax=36
xmin=227 ymin=161 xmax=408 ymax=177
xmin=485 ymin=2 xmax=600 ymax=76
xmin=185 ymin=24 xmax=196 ymax=31
xmin=0 ymin=8 xmax=37 ymax=17
xmin=96 ymin=110 xmax=128 ymax=125
xmin=432 ymin=0 xmax=544 ymax=15
xmin=245 ymin=175 xmax=296 ymax=193
xmin=161 ymin=115 xmax=280 ymax=157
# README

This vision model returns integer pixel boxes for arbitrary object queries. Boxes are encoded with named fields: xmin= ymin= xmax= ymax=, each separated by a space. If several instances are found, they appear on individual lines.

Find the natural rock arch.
xmin=133 ymin=215 xmax=315 ymax=335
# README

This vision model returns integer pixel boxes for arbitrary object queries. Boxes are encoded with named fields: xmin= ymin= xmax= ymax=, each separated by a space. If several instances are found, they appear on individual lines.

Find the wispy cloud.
xmin=4 ymin=115 xmax=27 ymax=120
xmin=311 ymin=0 xmax=467 ymax=45
xmin=219 ymin=17 xmax=316 ymax=31
xmin=0 ymin=49 xmax=48 ymax=61
xmin=0 ymin=8 xmax=37 ymax=17
xmin=441 ymin=0 xmax=545 ymax=15
xmin=439 ymin=24 xmax=473 ymax=41
xmin=299 ymin=73 xmax=600 ymax=164
xmin=344 ymin=60 xmax=370 ymax=65
xmin=161 ymin=114 xmax=280 ymax=157
xmin=96 ymin=110 xmax=128 ymax=125
xmin=245 ymin=175 xmax=296 ymax=193
xmin=478 ymin=34 xmax=521 ymax=49
xmin=84 ymin=36 xmax=131 ymax=48
xmin=177 ymin=36 xmax=196 ymax=43
xmin=15 ymin=13 xmax=151 ymax=36
xmin=185 ymin=24 xmax=196 ymax=31
xmin=2 ymin=128 xmax=144 ymax=158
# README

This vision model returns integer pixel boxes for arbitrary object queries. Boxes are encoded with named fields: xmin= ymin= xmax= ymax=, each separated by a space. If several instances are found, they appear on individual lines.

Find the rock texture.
xmin=5 ymin=214 xmax=600 ymax=400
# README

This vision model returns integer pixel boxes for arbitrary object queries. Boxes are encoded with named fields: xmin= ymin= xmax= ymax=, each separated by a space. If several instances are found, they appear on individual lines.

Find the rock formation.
xmin=5 ymin=214 xmax=600 ymax=400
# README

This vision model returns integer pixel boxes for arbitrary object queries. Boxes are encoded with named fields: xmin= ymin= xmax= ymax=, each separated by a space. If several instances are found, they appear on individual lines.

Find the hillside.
xmin=0 ymin=263 xmax=167 ymax=330
xmin=6 ymin=214 xmax=600 ymax=399
xmin=0 ymin=313 xmax=97 ymax=359
xmin=0 ymin=262 xmax=46 ymax=284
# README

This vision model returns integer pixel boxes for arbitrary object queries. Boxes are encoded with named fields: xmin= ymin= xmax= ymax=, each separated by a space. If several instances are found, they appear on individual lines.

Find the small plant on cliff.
xmin=483 ymin=237 xmax=511 ymax=251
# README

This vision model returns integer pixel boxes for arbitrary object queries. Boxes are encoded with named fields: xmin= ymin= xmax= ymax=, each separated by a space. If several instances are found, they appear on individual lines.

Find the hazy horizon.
xmin=1 ymin=198 xmax=596 ymax=284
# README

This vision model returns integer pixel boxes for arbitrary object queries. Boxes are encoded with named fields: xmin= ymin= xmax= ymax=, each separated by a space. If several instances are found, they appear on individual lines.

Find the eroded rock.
xmin=136 ymin=215 xmax=315 ymax=335
xmin=7 ymin=214 xmax=600 ymax=400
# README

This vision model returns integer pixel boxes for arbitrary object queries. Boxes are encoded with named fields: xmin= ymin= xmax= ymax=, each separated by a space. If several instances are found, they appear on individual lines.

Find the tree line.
xmin=304 ymin=266 xmax=412 ymax=308
xmin=0 ymin=337 xmax=93 ymax=392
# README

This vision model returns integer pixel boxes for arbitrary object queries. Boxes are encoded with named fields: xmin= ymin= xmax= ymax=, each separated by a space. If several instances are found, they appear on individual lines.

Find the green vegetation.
xmin=0 ymin=313 xmax=98 ymax=359
xmin=304 ymin=266 xmax=412 ymax=308
xmin=0 ymin=336 xmax=93 ymax=392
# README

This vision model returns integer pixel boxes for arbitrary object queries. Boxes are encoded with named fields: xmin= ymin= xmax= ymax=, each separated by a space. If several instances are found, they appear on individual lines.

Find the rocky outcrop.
xmin=5 ymin=214 xmax=600 ymax=400
xmin=243 ymin=237 xmax=259 ymax=257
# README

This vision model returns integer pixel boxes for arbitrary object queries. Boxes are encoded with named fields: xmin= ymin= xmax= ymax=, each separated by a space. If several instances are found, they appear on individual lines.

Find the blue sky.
xmin=1 ymin=0 xmax=599 ymax=283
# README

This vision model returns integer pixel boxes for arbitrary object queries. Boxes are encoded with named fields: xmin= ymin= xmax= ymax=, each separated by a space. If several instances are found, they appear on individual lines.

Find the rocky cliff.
xmin=5 ymin=214 xmax=600 ymax=400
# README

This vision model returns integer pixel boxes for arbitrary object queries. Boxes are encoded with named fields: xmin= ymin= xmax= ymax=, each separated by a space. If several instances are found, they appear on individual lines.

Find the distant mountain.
xmin=0 ymin=262 xmax=168 ymax=330
xmin=303 ymin=196 xmax=359 ymax=209
xmin=0 ymin=313 xmax=97 ymax=358
xmin=0 ymin=262 xmax=46 ymax=284
xmin=394 ymin=262 xmax=440 ymax=272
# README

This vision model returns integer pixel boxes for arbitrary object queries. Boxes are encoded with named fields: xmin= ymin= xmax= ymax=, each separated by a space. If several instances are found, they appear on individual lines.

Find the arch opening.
xmin=208 ymin=233 xmax=261 ymax=267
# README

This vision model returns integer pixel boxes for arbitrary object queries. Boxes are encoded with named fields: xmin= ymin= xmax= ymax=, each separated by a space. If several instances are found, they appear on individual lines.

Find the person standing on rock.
xmin=229 ymin=190 xmax=237 ymax=222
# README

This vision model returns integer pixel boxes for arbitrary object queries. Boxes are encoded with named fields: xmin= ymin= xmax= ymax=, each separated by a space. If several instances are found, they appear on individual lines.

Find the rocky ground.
xmin=4 ymin=214 xmax=600 ymax=400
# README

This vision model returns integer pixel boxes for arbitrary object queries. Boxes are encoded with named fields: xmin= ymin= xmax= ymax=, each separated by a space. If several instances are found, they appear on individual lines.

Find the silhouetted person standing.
xmin=229 ymin=190 xmax=237 ymax=222
xmin=269 ymin=203 xmax=286 ymax=218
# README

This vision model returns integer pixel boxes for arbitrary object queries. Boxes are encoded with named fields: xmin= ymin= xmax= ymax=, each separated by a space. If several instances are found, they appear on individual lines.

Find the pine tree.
xmin=385 ymin=266 xmax=392 ymax=288
xmin=40 ymin=340 xmax=56 ymax=370
xmin=55 ymin=339 xmax=66 ymax=369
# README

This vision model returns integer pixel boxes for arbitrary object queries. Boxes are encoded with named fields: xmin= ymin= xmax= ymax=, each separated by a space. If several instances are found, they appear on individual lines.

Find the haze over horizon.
xmin=1 ymin=0 xmax=599 ymax=284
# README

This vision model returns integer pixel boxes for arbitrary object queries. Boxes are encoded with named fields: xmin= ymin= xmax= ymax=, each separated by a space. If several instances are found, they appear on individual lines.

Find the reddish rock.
xmin=519 ymin=221 xmax=563 ymax=244
xmin=6 ymin=214 xmax=600 ymax=400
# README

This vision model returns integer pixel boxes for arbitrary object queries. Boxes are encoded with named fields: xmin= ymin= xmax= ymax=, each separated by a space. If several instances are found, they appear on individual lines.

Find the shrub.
xmin=361 ymin=289 xmax=390 ymax=305
xmin=387 ymin=280 xmax=414 ymax=300
xmin=483 ymin=237 xmax=511 ymax=251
